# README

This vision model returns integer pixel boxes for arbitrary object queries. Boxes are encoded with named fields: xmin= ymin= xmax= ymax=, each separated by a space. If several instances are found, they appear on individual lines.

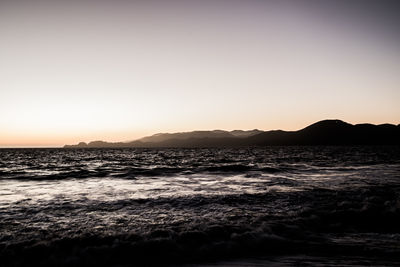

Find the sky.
xmin=1 ymin=0 xmax=399 ymax=147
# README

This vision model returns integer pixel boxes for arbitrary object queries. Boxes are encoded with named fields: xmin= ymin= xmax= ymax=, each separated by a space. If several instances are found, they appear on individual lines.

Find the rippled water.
xmin=1 ymin=146 xmax=400 ymax=266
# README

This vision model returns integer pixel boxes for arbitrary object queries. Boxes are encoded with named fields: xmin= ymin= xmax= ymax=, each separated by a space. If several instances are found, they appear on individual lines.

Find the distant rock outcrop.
xmin=64 ymin=119 xmax=400 ymax=148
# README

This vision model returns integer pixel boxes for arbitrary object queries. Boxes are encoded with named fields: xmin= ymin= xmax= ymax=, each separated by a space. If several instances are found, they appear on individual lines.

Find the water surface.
xmin=1 ymin=147 xmax=400 ymax=266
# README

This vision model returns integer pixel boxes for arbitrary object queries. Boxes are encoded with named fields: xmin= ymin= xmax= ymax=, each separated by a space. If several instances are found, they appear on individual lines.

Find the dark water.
xmin=1 ymin=146 xmax=400 ymax=266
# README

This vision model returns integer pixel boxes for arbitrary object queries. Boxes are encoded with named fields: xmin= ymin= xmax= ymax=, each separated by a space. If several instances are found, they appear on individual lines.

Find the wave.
xmin=1 ymin=147 xmax=400 ymax=265
xmin=0 ymin=165 xmax=287 ymax=180
xmin=2 ymin=186 xmax=400 ymax=266
xmin=1 ymin=146 xmax=399 ymax=181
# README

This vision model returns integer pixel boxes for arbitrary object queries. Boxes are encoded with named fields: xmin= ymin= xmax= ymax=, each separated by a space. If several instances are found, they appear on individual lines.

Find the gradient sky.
xmin=1 ymin=0 xmax=399 ymax=147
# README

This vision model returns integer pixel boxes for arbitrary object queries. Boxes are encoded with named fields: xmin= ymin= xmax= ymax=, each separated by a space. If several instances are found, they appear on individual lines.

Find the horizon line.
xmin=2 ymin=119 xmax=399 ymax=148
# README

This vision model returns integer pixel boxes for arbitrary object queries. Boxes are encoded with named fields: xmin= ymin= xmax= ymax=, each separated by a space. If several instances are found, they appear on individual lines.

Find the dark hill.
xmin=64 ymin=119 xmax=400 ymax=148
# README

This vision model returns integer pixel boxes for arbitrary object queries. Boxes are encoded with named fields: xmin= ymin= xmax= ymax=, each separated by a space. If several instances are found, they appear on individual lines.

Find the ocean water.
xmin=1 ymin=146 xmax=400 ymax=266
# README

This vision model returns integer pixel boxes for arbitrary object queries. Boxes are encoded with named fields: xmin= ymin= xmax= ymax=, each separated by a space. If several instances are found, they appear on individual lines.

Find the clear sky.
xmin=1 ymin=0 xmax=399 ymax=147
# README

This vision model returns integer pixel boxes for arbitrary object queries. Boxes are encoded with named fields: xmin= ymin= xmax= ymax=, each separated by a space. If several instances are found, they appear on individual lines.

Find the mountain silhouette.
xmin=137 ymin=129 xmax=262 ymax=143
xmin=64 ymin=120 xmax=400 ymax=148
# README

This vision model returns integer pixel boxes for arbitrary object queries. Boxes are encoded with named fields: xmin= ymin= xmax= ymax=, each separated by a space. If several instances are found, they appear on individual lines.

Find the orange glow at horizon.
xmin=1 ymin=115 xmax=399 ymax=147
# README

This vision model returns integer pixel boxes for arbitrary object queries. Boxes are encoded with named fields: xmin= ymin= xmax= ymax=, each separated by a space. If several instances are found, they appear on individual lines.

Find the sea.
xmin=1 ymin=146 xmax=400 ymax=266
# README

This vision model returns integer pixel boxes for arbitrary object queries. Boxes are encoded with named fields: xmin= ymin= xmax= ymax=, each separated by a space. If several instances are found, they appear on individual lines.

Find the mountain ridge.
xmin=64 ymin=120 xmax=400 ymax=148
